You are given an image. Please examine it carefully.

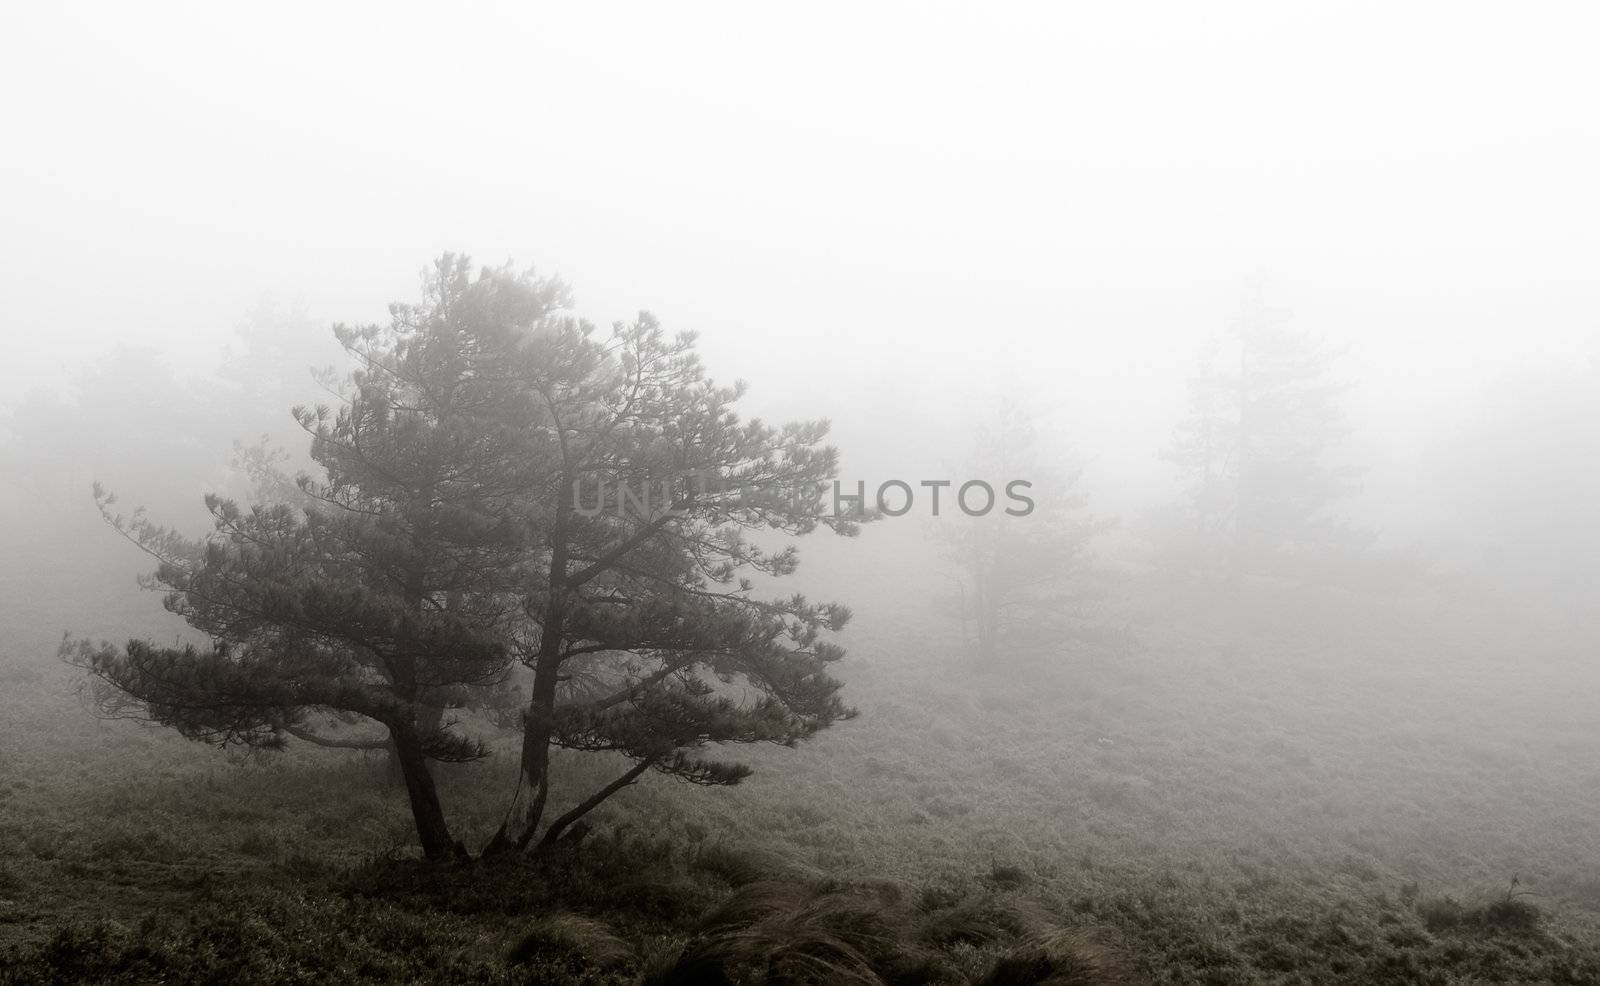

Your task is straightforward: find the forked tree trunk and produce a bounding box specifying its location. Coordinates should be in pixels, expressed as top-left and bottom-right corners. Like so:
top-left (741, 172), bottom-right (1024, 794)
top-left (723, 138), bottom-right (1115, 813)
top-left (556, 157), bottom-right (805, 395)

top-left (483, 654), bottom-right (560, 856)
top-left (483, 483), bottom-right (578, 858)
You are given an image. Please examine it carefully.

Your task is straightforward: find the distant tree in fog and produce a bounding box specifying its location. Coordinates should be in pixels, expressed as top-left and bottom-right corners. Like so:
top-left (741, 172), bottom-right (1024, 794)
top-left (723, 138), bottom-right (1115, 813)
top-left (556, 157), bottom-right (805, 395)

top-left (1163, 301), bottom-right (1361, 583)
top-left (0, 303), bottom-right (332, 654)
top-left (69, 255), bottom-right (860, 862)
top-left (937, 402), bottom-right (1112, 664)
top-left (218, 298), bottom-right (341, 506)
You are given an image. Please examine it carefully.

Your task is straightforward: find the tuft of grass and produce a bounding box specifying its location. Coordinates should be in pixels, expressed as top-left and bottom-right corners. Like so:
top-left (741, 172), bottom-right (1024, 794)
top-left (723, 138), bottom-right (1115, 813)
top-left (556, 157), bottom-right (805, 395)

top-left (1479, 895), bottom-right (1542, 933)
top-left (276, 852), bottom-right (328, 880)
top-left (916, 876), bottom-right (971, 913)
top-left (689, 839), bottom-right (770, 887)
top-left (1415, 895), bottom-right (1465, 932)
top-left (647, 879), bottom-right (928, 986)
top-left (918, 897), bottom-right (1040, 948)
top-left (506, 911), bottom-right (633, 971)
top-left (1416, 878), bottom-right (1543, 936)
top-left (989, 864), bottom-right (1030, 888)
top-left (978, 927), bottom-right (1133, 985)
top-left (237, 830), bottom-right (278, 859)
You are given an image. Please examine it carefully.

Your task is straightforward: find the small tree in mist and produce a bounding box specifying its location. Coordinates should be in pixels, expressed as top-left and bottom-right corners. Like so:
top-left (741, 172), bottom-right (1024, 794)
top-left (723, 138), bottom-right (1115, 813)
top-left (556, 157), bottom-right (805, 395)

top-left (936, 402), bottom-right (1111, 665)
top-left (1162, 301), bottom-right (1361, 584)
top-left (70, 254), bottom-right (861, 861)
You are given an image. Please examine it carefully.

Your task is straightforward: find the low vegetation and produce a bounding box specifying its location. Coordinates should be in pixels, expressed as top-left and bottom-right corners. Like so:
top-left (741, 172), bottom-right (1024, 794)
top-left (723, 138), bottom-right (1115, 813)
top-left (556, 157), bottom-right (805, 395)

top-left (6, 574), bottom-right (1600, 983)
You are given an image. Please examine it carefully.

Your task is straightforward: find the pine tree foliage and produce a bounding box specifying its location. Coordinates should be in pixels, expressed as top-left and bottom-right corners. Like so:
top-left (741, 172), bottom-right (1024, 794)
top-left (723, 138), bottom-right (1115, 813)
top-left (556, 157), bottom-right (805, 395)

top-left (489, 304), bottom-right (862, 852)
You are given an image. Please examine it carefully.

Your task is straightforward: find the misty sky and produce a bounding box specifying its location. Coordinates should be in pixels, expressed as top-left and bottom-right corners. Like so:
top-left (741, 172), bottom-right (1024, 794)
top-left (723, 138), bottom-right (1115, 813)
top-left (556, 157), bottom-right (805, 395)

top-left (3, 2), bottom-right (1597, 511)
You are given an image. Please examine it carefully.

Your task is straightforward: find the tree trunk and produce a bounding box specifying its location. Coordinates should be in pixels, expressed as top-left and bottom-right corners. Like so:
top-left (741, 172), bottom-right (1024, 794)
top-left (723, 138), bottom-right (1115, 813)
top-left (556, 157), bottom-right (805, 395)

top-left (389, 726), bottom-right (462, 862)
top-left (483, 477), bottom-right (571, 858)
top-left (383, 697), bottom-right (448, 786)
top-left (383, 739), bottom-right (404, 787)
top-left (482, 652), bottom-right (561, 856)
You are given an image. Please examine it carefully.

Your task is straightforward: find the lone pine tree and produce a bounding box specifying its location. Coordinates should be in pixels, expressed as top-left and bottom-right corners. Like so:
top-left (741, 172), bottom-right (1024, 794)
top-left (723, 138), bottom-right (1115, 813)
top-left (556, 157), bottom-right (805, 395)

top-left (69, 255), bottom-right (860, 861)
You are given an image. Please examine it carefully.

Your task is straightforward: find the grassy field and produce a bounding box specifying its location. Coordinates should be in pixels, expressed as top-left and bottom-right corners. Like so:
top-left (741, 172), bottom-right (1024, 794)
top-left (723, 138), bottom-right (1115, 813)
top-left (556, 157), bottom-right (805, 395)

top-left (3, 574), bottom-right (1600, 984)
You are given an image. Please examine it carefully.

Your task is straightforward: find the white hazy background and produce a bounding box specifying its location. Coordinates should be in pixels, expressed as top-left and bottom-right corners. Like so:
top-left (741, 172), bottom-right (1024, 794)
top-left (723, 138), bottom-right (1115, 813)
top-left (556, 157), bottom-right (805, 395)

top-left (2, 2), bottom-right (1597, 521)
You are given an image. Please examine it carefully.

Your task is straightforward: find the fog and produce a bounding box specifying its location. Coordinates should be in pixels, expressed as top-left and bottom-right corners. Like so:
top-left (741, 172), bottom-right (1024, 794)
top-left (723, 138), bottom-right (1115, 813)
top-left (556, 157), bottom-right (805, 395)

top-left (2, 4), bottom-right (1599, 983)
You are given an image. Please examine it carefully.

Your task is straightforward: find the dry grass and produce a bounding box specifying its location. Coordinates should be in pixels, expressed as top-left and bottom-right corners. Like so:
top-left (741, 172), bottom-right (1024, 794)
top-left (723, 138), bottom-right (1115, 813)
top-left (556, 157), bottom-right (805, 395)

top-left (6, 575), bottom-right (1600, 982)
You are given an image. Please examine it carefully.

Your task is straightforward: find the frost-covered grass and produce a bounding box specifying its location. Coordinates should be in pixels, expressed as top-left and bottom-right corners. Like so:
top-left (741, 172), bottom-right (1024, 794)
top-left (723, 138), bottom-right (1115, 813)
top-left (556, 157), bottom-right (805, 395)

top-left (4, 576), bottom-right (1600, 983)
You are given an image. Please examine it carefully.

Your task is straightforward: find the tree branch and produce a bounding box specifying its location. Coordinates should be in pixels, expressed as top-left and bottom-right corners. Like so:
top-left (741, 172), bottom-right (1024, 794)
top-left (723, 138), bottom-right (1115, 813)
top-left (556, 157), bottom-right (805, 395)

top-left (564, 501), bottom-right (691, 589)
top-left (279, 722), bottom-right (390, 751)
top-left (531, 755), bottom-right (658, 852)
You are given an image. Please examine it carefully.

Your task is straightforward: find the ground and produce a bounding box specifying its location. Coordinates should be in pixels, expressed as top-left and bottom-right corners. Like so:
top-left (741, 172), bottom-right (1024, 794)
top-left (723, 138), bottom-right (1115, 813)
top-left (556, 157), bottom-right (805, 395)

top-left (2, 576), bottom-right (1599, 984)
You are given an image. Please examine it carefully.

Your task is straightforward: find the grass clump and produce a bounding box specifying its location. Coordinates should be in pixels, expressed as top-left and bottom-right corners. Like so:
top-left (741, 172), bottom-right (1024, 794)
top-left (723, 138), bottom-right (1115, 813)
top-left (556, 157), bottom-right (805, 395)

top-left (1416, 876), bottom-right (1543, 936)
top-left (506, 911), bottom-right (634, 973)
top-left (987, 864), bottom-right (1030, 889)
top-left (977, 928), bottom-right (1133, 986)
top-left (646, 880), bottom-right (904, 985)
top-left (643, 873), bottom-right (1128, 986)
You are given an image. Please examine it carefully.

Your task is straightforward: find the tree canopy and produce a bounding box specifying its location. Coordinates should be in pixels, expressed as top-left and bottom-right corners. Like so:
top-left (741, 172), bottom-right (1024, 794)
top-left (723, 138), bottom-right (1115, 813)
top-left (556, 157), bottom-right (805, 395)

top-left (70, 255), bottom-right (861, 861)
